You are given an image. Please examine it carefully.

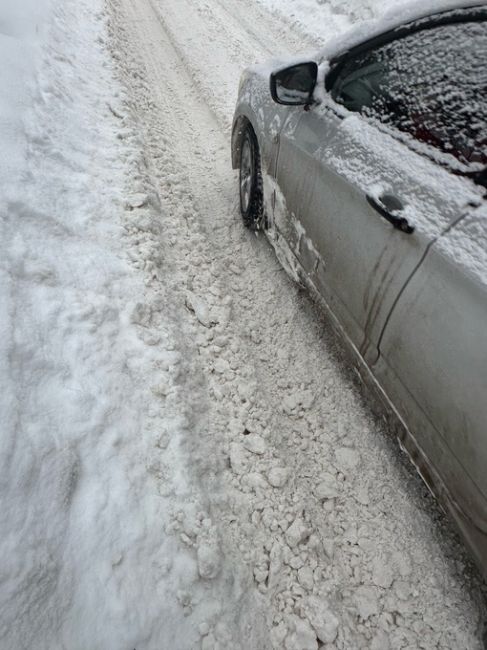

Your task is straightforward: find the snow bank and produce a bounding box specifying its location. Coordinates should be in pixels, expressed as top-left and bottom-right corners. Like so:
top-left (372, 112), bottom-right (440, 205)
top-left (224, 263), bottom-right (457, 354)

top-left (0, 1), bottom-right (210, 648)
top-left (0, 0), bottom-right (50, 189)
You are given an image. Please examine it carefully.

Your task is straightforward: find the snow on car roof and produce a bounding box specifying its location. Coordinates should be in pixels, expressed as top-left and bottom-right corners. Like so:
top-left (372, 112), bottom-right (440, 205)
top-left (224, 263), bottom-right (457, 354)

top-left (318, 0), bottom-right (487, 61)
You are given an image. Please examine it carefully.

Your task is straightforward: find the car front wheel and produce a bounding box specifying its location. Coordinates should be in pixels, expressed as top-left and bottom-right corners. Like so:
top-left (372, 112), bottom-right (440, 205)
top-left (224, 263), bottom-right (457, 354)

top-left (239, 126), bottom-right (265, 230)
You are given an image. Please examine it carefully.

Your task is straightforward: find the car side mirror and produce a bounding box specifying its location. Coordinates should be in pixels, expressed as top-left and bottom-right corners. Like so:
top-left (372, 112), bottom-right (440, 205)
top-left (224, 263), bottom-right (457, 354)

top-left (270, 62), bottom-right (318, 106)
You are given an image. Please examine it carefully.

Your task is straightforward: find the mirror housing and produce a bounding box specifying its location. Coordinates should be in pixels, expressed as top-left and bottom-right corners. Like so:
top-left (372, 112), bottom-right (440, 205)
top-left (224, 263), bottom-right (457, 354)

top-left (270, 62), bottom-right (318, 106)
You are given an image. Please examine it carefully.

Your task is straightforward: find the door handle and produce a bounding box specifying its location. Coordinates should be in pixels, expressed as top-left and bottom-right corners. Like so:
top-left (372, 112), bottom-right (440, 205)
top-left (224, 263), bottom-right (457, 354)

top-left (366, 193), bottom-right (414, 234)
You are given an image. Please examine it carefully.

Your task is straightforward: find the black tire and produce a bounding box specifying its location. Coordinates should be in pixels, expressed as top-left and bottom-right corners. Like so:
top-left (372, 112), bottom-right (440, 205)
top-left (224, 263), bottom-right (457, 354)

top-left (239, 126), bottom-right (265, 230)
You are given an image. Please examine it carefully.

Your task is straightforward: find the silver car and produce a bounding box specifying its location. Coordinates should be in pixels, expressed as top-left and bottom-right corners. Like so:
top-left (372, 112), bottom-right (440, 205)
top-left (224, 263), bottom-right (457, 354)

top-left (231, 2), bottom-right (487, 576)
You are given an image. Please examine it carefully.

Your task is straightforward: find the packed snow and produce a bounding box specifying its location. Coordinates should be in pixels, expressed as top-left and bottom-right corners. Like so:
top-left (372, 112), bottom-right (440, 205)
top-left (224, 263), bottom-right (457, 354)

top-left (1, 0), bottom-right (486, 648)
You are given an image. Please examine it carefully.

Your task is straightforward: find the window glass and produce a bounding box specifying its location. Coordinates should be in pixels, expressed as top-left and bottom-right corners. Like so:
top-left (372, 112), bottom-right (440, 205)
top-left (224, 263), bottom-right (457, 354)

top-left (331, 20), bottom-right (487, 170)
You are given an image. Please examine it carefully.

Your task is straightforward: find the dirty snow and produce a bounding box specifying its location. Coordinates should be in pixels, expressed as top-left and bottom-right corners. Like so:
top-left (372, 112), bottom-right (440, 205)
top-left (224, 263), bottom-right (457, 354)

top-left (1, 0), bottom-right (486, 648)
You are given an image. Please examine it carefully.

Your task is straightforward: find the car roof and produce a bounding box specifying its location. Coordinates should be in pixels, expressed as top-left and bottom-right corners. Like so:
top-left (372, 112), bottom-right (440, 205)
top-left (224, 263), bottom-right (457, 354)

top-left (318, 0), bottom-right (487, 62)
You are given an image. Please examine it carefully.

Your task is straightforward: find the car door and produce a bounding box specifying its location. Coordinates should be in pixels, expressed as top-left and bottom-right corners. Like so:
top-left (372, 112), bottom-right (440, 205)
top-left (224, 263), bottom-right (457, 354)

top-left (374, 203), bottom-right (487, 565)
top-left (273, 16), bottom-right (486, 364)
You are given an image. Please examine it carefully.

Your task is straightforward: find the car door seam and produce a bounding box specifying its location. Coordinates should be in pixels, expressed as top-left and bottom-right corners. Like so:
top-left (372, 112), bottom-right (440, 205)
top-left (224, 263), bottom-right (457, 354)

top-left (375, 211), bottom-right (469, 356)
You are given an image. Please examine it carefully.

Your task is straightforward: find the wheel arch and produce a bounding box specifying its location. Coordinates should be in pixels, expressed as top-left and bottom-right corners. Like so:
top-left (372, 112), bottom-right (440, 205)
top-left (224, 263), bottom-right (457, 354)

top-left (231, 114), bottom-right (258, 169)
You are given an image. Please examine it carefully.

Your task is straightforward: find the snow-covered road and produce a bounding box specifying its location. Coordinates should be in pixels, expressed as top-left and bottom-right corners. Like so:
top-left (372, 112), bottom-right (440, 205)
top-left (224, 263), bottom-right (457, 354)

top-left (106, 0), bottom-right (486, 646)
top-left (1, 0), bottom-right (486, 647)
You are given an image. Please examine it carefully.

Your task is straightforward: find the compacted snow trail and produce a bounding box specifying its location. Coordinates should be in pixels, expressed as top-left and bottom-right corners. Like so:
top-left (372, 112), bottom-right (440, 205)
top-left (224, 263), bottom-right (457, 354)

top-left (107, 0), bottom-right (486, 648)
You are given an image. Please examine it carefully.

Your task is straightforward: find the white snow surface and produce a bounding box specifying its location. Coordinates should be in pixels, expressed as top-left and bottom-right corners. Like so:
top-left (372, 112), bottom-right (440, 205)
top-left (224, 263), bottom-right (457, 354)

top-left (254, 0), bottom-right (404, 42)
top-left (1, 0), bottom-right (486, 649)
top-left (1, 1), bottom-right (222, 648)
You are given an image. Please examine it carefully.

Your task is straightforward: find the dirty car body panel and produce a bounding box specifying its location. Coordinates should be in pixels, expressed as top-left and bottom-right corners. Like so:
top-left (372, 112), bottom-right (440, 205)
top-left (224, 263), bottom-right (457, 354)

top-left (231, 2), bottom-right (487, 575)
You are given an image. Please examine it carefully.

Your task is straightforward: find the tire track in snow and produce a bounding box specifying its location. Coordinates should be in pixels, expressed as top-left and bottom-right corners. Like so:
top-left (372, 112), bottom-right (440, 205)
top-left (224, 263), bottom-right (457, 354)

top-left (147, 0), bottom-right (318, 131)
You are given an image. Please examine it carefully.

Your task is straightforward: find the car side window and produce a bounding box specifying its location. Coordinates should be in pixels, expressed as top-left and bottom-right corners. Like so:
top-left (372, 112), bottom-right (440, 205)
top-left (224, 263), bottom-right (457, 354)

top-left (330, 20), bottom-right (487, 171)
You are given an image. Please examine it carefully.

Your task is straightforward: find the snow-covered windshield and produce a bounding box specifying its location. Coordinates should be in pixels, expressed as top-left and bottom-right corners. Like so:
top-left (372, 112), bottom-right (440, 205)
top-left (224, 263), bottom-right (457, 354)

top-left (331, 18), bottom-right (487, 173)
